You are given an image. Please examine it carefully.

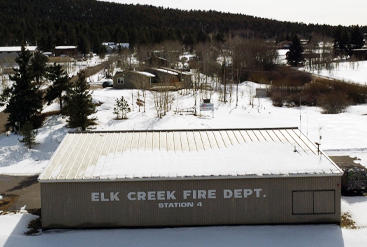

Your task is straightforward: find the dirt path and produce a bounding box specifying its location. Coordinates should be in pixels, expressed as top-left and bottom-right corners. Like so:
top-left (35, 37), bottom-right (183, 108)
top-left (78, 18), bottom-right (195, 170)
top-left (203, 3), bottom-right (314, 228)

top-left (0, 112), bottom-right (8, 134)
top-left (0, 175), bottom-right (40, 212)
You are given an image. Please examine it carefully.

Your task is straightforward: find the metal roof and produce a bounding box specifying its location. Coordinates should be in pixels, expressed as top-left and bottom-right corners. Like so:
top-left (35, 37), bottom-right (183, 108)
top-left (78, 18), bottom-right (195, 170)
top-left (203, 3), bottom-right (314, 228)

top-left (0, 46), bottom-right (37, 52)
top-left (39, 128), bottom-right (343, 183)
top-left (54, 46), bottom-right (77, 49)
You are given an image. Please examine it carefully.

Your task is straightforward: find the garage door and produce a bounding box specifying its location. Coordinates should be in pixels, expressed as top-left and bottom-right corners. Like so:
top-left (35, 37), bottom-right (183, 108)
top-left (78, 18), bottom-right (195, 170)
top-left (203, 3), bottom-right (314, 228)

top-left (292, 190), bottom-right (335, 215)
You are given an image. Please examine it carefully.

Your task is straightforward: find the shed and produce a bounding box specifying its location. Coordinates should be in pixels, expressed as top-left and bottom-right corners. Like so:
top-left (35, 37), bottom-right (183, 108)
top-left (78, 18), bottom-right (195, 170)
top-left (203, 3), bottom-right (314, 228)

top-left (54, 46), bottom-right (78, 57)
top-left (39, 127), bottom-right (342, 228)
top-left (351, 49), bottom-right (367, 60)
top-left (146, 56), bottom-right (169, 67)
top-left (113, 71), bottom-right (155, 89)
top-left (145, 67), bottom-right (180, 84)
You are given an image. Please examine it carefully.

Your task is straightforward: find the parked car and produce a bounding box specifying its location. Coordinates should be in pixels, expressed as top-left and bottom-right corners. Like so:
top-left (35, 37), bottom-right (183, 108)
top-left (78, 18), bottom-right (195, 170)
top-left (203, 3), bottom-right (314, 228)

top-left (102, 79), bottom-right (113, 88)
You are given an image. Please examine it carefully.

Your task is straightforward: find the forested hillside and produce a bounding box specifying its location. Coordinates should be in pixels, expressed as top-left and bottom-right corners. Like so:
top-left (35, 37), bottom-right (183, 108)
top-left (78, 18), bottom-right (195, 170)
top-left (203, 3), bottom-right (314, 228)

top-left (0, 0), bottom-right (365, 52)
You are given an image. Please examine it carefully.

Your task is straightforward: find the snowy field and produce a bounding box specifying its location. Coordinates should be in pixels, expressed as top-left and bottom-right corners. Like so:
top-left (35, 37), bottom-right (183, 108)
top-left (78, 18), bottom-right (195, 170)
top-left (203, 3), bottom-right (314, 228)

top-left (1, 80), bottom-right (367, 246)
top-left (1, 195), bottom-right (367, 247)
top-left (1, 81), bottom-right (367, 175)
top-left (302, 60), bottom-right (367, 85)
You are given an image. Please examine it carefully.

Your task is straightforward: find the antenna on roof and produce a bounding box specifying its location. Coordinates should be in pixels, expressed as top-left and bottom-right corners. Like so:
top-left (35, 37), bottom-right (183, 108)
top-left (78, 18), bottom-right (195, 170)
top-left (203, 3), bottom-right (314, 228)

top-left (315, 142), bottom-right (321, 155)
top-left (299, 94), bottom-right (302, 132)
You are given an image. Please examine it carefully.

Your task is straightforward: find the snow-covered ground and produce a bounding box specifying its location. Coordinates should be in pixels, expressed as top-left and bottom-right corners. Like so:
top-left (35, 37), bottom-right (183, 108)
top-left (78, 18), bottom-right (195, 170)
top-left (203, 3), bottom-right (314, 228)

top-left (1, 80), bottom-right (367, 246)
top-left (63, 54), bottom-right (108, 77)
top-left (302, 60), bottom-right (367, 85)
top-left (276, 49), bottom-right (288, 65)
top-left (1, 196), bottom-right (367, 247)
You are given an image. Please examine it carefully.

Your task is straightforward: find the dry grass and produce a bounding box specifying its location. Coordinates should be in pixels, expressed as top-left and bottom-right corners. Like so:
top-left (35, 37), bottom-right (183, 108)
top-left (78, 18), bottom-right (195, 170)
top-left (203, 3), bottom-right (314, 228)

top-left (341, 212), bottom-right (357, 229)
top-left (267, 67), bottom-right (367, 113)
top-left (248, 66), bottom-right (312, 87)
top-left (0, 112), bottom-right (9, 133)
top-left (0, 194), bottom-right (19, 212)
top-left (48, 56), bottom-right (73, 63)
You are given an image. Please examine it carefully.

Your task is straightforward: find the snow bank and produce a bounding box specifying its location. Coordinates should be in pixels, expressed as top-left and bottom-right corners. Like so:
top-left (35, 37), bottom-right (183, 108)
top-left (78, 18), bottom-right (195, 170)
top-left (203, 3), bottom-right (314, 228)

top-left (342, 196), bottom-right (367, 228)
top-left (0, 116), bottom-right (68, 175)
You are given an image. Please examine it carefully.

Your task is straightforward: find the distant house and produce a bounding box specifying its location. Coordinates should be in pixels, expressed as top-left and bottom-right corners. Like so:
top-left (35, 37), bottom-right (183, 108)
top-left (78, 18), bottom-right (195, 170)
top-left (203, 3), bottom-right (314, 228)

top-left (0, 46), bottom-right (37, 66)
top-left (54, 46), bottom-right (78, 57)
top-left (351, 49), bottom-right (367, 60)
top-left (113, 70), bottom-right (155, 89)
top-left (144, 67), bottom-right (193, 87)
top-left (146, 55), bottom-right (169, 67)
top-left (117, 43), bottom-right (130, 49)
top-left (102, 42), bottom-right (130, 53)
top-left (161, 67), bottom-right (193, 86)
top-left (145, 67), bottom-right (179, 84)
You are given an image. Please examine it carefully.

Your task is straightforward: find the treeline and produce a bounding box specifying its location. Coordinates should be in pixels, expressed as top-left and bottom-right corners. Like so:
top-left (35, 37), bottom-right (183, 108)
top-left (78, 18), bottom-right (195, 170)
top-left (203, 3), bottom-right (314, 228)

top-left (0, 0), bottom-right (364, 53)
top-left (334, 25), bottom-right (365, 54)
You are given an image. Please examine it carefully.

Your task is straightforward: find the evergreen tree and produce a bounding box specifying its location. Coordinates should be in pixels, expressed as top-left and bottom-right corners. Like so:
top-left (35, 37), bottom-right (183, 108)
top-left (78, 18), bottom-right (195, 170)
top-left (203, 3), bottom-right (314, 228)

top-left (113, 96), bottom-right (131, 119)
top-left (31, 51), bottom-right (48, 85)
top-left (64, 71), bottom-right (96, 131)
top-left (5, 46), bottom-right (44, 132)
top-left (45, 63), bottom-right (70, 112)
top-left (20, 121), bottom-right (37, 149)
top-left (78, 35), bottom-right (90, 56)
top-left (286, 35), bottom-right (304, 66)
top-left (350, 26), bottom-right (364, 49)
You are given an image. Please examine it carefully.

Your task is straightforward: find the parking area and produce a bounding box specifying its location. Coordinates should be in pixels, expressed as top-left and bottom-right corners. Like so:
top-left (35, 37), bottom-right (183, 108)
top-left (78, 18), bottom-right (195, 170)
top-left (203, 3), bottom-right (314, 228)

top-left (0, 175), bottom-right (40, 212)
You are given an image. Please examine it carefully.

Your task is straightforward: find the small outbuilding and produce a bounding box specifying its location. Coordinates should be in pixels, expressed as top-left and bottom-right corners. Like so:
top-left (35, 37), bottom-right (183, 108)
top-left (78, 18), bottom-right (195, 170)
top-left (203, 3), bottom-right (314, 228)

top-left (113, 70), bottom-right (155, 89)
top-left (145, 67), bottom-right (180, 84)
top-left (54, 46), bottom-right (78, 57)
top-left (146, 55), bottom-right (169, 67)
top-left (39, 127), bottom-right (342, 228)
top-left (351, 49), bottom-right (367, 60)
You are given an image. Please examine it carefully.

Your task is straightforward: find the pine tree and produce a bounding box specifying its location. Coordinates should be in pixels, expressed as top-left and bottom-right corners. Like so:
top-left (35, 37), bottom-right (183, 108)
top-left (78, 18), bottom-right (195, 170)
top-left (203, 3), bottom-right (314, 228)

top-left (286, 35), bottom-right (304, 66)
top-left (113, 96), bottom-right (131, 119)
top-left (31, 51), bottom-right (48, 86)
top-left (64, 71), bottom-right (96, 131)
top-left (20, 121), bottom-right (37, 149)
top-left (78, 35), bottom-right (90, 56)
top-left (350, 26), bottom-right (364, 49)
top-left (45, 63), bottom-right (70, 112)
top-left (5, 46), bottom-right (44, 132)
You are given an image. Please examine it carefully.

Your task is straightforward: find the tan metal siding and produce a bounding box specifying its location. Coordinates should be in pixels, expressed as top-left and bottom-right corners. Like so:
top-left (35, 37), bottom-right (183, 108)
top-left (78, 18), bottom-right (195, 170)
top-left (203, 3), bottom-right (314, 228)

top-left (41, 176), bottom-right (341, 228)
top-left (314, 191), bottom-right (335, 214)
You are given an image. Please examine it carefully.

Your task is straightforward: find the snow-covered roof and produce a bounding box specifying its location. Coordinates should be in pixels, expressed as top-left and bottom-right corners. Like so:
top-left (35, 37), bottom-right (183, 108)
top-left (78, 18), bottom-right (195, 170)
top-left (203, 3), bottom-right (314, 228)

top-left (0, 46), bottom-right (37, 52)
top-left (153, 68), bottom-right (179, 75)
top-left (54, 46), bottom-right (77, 50)
top-left (39, 128), bottom-right (342, 182)
top-left (133, 71), bottom-right (156, 77)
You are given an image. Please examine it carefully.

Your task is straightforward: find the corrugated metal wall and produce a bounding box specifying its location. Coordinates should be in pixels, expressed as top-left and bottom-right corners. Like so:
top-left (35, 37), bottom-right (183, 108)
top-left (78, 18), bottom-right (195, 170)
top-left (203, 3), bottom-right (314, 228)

top-left (41, 176), bottom-right (341, 228)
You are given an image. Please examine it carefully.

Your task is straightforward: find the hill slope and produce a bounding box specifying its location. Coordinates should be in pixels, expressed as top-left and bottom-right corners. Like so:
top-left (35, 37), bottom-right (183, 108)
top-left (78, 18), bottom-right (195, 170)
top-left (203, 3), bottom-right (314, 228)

top-left (0, 0), bottom-right (363, 51)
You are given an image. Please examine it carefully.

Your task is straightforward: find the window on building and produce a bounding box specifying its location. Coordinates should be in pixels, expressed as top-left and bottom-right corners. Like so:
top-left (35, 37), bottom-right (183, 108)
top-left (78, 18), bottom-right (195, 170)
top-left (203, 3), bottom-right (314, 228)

top-left (117, 78), bottom-right (125, 84)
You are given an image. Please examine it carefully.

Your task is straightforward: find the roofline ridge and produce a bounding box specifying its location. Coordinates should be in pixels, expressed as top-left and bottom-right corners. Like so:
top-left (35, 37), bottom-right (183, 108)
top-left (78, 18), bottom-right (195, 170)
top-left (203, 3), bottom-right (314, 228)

top-left (69, 127), bottom-right (299, 134)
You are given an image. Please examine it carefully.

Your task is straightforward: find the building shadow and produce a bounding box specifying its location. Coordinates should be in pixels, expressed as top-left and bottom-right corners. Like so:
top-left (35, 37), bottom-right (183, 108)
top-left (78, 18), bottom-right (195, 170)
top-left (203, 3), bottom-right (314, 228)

top-left (4, 219), bottom-right (346, 247)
